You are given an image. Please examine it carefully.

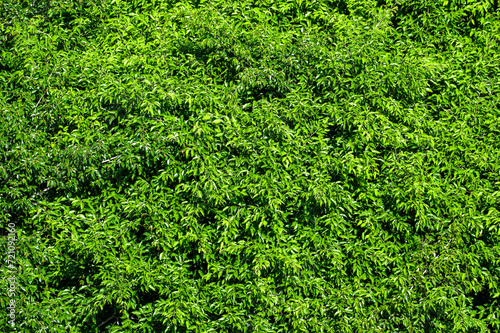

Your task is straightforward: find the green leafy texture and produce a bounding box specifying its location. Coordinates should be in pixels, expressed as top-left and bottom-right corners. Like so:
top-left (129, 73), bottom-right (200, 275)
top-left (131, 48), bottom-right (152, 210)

top-left (1, 0), bottom-right (499, 332)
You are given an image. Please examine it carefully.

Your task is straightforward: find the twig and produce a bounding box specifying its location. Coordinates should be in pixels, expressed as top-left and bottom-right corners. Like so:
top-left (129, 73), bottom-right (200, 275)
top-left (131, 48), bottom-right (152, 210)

top-left (34, 60), bottom-right (56, 111)
top-left (97, 315), bottom-right (117, 328)
top-left (102, 155), bottom-right (121, 164)
top-left (30, 187), bottom-right (52, 199)
top-left (34, 90), bottom-right (47, 109)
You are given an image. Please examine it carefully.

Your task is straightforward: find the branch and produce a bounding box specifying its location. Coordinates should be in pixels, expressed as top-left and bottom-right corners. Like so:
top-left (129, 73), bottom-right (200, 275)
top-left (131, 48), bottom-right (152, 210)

top-left (98, 315), bottom-right (117, 328)
top-left (102, 155), bottom-right (121, 164)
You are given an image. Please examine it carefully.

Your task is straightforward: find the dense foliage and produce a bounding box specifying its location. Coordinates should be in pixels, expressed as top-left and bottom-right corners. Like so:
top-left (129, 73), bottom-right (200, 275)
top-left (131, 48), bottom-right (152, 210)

top-left (1, 0), bottom-right (500, 331)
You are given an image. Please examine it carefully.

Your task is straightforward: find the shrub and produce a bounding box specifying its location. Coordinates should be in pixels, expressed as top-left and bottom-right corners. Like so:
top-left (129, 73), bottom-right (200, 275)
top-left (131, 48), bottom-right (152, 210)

top-left (1, 0), bottom-right (499, 332)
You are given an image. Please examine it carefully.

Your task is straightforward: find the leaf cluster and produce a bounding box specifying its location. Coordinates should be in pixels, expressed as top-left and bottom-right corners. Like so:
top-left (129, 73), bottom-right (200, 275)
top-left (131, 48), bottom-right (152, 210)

top-left (1, 0), bottom-right (499, 332)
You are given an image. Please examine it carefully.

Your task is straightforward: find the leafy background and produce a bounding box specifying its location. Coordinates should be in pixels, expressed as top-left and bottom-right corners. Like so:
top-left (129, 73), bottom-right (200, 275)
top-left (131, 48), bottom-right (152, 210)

top-left (1, 0), bottom-right (499, 332)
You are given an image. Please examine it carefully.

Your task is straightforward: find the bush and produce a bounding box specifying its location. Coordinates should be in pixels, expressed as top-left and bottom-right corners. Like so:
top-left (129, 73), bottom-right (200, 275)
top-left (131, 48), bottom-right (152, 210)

top-left (1, 0), bottom-right (499, 332)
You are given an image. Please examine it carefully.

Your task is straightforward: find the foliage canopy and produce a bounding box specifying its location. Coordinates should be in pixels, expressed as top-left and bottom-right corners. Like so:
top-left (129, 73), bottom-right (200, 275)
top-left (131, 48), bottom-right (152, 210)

top-left (1, 0), bottom-right (500, 332)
